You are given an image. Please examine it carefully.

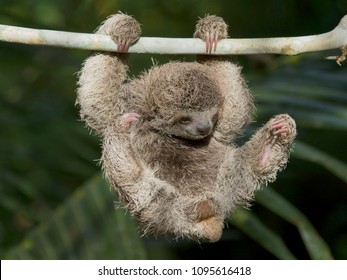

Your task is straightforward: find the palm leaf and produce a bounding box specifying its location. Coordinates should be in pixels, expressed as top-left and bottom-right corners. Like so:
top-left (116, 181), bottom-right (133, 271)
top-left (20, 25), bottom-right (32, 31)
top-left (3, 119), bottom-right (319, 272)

top-left (4, 174), bottom-right (147, 260)
top-left (293, 141), bottom-right (347, 184)
top-left (252, 57), bottom-right (347, 131)
top-left (229, 208), bottom-right (296, 259)
top-left (256, 188), bottom-right (333, 260)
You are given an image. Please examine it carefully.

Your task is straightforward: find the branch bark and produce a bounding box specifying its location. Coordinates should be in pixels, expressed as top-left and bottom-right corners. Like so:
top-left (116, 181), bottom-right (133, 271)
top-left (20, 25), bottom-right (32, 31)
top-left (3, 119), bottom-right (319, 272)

top-left (0, 15), bottom-right (346, 55)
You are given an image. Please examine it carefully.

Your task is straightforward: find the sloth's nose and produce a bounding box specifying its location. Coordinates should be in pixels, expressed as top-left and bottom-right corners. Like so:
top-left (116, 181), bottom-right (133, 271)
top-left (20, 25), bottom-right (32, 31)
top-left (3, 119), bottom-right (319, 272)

top-left (197, 124), bottom-right (212, 136)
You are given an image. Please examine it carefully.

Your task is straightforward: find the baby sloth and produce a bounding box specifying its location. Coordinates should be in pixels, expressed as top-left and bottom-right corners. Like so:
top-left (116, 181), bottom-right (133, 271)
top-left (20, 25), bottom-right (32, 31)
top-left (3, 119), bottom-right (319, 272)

top-left (76, 12), bottom-right (296, 242)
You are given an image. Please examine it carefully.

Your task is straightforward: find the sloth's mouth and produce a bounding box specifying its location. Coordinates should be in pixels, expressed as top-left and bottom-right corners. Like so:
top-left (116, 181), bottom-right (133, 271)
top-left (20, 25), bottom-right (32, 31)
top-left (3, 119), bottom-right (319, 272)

top-left (171, 133), bottom-right (212, 145)
top-left (173, 126), bottom-right (214, 141)
top-left (172, 131), bottom-right (212, 140)
top-left (153, 126), bottom-right (213, 145)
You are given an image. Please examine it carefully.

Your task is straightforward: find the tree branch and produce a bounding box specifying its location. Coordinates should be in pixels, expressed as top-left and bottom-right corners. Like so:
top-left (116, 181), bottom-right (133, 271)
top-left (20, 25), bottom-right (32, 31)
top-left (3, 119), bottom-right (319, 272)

top-left (0, 15), bottom-right (346, 56)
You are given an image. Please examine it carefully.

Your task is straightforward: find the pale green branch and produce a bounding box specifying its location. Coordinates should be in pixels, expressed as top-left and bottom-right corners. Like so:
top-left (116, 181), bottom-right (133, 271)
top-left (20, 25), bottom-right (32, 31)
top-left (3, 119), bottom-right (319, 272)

top-left (0, 15), bottom-right (346, 55)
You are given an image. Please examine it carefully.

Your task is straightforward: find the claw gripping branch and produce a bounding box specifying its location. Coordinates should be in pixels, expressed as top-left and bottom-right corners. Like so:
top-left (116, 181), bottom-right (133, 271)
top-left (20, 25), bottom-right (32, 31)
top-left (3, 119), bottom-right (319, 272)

top-left (0, 15), bottom-right (346, 57)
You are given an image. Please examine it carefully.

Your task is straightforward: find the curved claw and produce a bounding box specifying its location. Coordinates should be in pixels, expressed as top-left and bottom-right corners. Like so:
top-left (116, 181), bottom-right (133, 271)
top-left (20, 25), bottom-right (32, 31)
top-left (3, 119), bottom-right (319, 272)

top-left (117, 39), bottom-right (132, 53)
top-left (124, 41), bottom-right (131, 52)
top-left (205, 32), bottom-right (219, 54)
top-left (213, 33), bottom-right (218, 52)
top-left (272, 119), bottom-right (284, 127)
top-left (274, 128), bottom-right (288, 135)
top-left (272, 119), bottom-right (288, 136)
top-left (205, 32), bottom-right (210, 53)
top-left (117, 43), bottom-right (123, 53)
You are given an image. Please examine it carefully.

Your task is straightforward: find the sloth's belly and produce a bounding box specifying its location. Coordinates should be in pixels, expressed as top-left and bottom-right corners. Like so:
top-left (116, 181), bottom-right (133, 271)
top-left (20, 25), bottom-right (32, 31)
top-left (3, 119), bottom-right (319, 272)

top-left (140, 138), bottom-right (228, 194)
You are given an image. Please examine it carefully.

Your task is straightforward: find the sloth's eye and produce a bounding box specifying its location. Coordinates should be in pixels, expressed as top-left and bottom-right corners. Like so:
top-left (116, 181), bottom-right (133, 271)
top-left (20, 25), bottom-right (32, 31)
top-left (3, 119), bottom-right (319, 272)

top-left (212, 113), bottom-right (219, 123)
top-left (178, 116), bottom-right (192, 124)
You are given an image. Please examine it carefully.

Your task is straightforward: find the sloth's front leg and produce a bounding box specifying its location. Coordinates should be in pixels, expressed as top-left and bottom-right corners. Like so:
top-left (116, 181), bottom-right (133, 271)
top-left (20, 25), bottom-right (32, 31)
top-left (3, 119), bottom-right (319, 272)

top-left (76, 12), bottom-right (141, 134)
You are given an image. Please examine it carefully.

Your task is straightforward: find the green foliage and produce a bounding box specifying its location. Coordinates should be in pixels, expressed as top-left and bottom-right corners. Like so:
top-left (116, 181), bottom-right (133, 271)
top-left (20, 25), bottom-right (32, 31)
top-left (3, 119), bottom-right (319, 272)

top-left (0, 0), bottom-right (346, 260)
top-left (229, 208), bottom-right (297, 260)
top-left (257, 187), bottom-right (333, 259)
top-left (4, 175), bottom-right (147, 259)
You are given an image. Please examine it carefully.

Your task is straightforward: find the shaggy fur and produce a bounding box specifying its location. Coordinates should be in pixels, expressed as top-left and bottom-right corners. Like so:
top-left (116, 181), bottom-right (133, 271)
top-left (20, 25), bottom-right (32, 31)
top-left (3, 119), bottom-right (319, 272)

top-left (76, 13), bottom-right (297, 242)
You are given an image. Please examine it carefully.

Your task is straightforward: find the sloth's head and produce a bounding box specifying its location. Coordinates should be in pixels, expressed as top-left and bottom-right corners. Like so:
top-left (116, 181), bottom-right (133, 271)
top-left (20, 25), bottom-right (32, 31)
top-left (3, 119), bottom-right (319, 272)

top-left (139, 62), bottom-right (223, 140)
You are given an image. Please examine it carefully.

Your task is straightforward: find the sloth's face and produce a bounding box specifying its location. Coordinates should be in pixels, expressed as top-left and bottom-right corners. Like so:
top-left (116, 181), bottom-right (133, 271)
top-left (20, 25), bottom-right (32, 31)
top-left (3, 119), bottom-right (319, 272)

top-left (168, 107), bottom-right (220, 141)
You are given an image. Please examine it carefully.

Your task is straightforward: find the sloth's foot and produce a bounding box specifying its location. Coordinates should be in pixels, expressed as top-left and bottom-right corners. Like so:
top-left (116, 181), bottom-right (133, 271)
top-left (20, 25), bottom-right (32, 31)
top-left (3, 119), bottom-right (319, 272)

top-left (260, 114), bottom-right (296, 168)
top-left (194, 15), bottom-right (228, 54)
top-left (195, 200), bottom-right (223, 242)
top-left (96, 12), bottom-right (141, 53)
top-left (197, 216), bottom-right (223, 242)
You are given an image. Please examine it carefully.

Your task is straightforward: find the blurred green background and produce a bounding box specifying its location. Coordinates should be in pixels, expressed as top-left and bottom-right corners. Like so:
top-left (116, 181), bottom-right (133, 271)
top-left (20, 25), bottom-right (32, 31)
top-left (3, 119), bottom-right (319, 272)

top-left (0, 0), bottom-right (346, 260)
